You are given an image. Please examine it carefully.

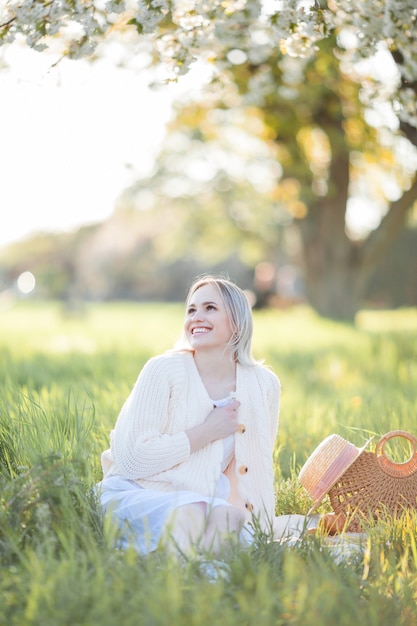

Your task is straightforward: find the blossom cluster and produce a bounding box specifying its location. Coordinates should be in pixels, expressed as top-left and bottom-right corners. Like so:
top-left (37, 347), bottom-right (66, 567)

top-left (0, 0), bottom-right (260, 64)
top-left (0, 0), bottom-right (107, 55)
top-left (327, 0), bottom-right (417, 77)
top-left (267, 0), bottom-right (332, 59)
top-left (0, 0), bottom-right (415, 71)
top-left (326, 0), bottom-right (417, 129)
top-left (0, 0), bottom-right (416, 127)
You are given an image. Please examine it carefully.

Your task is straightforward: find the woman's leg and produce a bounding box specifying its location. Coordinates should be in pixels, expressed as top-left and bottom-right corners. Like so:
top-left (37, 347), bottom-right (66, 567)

top-left (202, 505), bottom-right (245, 554)
top-left (164, 502), bottom-right (206, 556)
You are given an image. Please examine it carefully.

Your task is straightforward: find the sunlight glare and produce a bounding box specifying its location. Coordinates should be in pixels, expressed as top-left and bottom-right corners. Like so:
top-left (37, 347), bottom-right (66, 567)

top-left (345, 198), bottom-right (386, 239)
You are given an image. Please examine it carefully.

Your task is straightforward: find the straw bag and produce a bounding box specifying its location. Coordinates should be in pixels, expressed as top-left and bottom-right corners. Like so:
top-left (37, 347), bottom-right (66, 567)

top-left (328, 430), bottom-right (417, 532)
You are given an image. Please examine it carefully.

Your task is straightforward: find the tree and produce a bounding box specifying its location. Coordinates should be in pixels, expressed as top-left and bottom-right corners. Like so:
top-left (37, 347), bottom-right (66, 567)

top-left (120, 30), bottom-right (417, 318)
top-left (2, 0), bottom-right (417, 318)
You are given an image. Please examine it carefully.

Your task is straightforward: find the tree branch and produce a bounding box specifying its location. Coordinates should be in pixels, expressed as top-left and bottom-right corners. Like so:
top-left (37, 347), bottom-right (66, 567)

top-left (361, 175), bottom-right (417, 274)
top-left (390, 49), bottom-right (417, 148)
top-left (0, 17), bottom-right (16, 30)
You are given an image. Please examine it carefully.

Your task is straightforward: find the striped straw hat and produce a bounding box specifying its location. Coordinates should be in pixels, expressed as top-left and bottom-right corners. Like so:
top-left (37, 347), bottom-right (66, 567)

top-left (299, 434), bottom-right (372, 512)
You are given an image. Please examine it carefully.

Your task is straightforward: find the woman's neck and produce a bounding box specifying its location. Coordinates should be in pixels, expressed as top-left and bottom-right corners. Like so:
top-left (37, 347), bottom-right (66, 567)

top-left (193, 351), bottom-right (236, 400)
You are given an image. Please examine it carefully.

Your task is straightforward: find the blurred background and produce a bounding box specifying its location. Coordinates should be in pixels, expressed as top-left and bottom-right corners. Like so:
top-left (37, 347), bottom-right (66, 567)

top-left (1, 4), bottom-right (416, 323)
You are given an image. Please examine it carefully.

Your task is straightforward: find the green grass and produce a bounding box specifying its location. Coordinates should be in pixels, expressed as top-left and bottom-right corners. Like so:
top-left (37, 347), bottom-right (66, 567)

top-left (0, 300), bottom-right (417, 625)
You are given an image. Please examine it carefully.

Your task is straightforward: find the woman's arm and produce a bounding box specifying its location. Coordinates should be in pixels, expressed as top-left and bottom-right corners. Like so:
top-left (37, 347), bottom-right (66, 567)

top-left (111, 355), bottom-right (192, 479)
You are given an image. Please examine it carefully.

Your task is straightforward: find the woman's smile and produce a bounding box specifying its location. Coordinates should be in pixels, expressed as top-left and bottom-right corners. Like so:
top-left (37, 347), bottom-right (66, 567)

top-left (191, 326), bottom-right (212, 335)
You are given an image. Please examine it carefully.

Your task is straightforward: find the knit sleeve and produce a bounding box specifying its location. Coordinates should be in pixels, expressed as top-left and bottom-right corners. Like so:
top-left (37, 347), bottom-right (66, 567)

top-left (257, 366), bottom-right (280, 444)
top-left (267, 372), bottom-right (280, 443)
top-left (110, 354), bottom-right (191, 480)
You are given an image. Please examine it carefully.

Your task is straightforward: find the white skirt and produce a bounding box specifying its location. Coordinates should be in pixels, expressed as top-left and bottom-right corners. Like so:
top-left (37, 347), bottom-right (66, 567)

top-left (98, 477), bottom-right (331, 556)
top-left (98, 475), bottom-right (250, 554)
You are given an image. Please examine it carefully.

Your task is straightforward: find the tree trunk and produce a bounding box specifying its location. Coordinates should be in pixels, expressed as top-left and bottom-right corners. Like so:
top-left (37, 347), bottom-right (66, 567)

top-left (295, 125), bottom-right (363, 320)
top-left (293, 74), bottom-right (417, 322)
top-left (297, 204), bottom-right (361, 321)
top-left (295, 176), bottom-right (417, 321)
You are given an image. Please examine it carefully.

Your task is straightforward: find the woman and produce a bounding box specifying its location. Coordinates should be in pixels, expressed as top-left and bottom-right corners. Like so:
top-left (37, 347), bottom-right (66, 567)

top-left (99, 274), bottom-right (308, 556)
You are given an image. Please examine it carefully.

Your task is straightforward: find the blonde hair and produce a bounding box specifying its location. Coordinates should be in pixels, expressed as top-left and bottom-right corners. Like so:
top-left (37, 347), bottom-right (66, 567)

top-left (175, 274), bottom-right (257, 366)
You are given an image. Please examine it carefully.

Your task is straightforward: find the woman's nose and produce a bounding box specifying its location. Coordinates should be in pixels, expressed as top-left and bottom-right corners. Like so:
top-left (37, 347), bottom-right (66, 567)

top-left (192, 308), bottom-right (204, 320)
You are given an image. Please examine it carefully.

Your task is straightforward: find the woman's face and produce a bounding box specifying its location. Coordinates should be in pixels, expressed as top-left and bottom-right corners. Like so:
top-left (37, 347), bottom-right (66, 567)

top-left (184, 283), bottom-right (234, 353)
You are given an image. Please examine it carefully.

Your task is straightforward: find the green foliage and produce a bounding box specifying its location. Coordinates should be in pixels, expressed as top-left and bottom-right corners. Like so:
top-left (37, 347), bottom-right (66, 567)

top-left (0, 301), bottom-right (416, 624)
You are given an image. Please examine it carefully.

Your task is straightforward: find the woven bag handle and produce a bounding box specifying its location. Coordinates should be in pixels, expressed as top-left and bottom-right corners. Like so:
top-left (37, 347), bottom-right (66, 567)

top-left (375, 430), bottom-right (417, 478)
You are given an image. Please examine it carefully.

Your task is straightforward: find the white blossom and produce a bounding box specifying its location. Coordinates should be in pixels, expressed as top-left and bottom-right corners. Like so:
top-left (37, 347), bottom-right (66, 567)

top-left (105, 0), bottom-right (127, 14)
top-left (0, 0), bottom-right (416, 131)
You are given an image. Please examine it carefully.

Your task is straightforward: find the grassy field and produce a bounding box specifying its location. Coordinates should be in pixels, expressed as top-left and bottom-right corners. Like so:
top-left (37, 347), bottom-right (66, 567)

top-left (0, 300), bottom-right (417, 625)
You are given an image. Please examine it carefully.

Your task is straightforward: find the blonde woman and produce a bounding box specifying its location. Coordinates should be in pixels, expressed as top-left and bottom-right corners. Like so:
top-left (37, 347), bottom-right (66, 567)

top-left (99, 275), bottom-right (308, 556)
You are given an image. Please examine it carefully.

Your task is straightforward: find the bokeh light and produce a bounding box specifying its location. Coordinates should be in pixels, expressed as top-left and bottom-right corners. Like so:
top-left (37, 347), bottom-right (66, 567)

top-left (17, 271), bottom-right (36, 294)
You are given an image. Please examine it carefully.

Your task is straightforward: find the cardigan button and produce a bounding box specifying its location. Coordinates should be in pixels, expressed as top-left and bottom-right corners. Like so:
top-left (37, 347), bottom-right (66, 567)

top-left (239, 465), bottom-right (248, 474)
top-left (238, 424), bottom-right (246, 434)
top-left (245, 502), bottom-right (254, 512)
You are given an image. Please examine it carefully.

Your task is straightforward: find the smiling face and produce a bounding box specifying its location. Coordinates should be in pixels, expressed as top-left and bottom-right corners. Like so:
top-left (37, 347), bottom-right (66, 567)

top-left (184, 283), bottom-right (234, 354)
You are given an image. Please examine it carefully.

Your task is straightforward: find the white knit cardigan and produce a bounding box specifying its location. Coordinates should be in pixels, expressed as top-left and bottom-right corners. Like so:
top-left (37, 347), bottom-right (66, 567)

top-left (101, 351), bottom-right (280, 530)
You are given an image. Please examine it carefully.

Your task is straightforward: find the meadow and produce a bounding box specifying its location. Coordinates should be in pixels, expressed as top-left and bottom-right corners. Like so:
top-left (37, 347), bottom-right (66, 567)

top-left (0, 300), bottom-right (417, 625)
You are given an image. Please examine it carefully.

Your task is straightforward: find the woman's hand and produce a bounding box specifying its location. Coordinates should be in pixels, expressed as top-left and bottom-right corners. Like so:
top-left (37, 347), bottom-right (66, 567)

top-left (185, 400), bottom-right (241, 453)
top-left (204, 400), bottom-right (241, 439)
top-left (318, 513), bottom-right (348, 535)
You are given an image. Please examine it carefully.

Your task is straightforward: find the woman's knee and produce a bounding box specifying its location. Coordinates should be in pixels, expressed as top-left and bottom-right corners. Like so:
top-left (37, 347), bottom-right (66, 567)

top-left (170, 503), bottom-right (206, 530)
top-left (164, 503), bottom-right (207, 554)
top-left (207, 505), bottom-right (245, 533)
